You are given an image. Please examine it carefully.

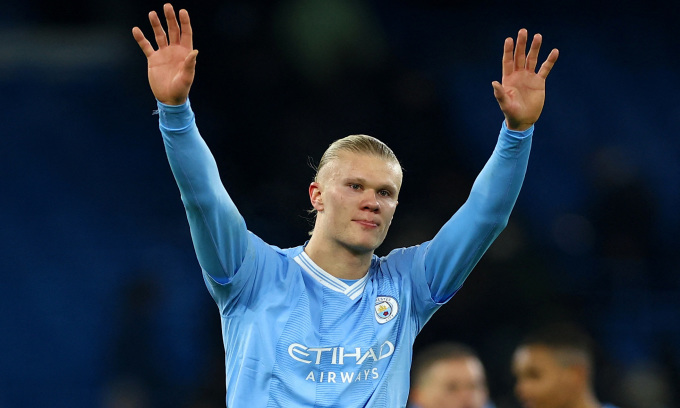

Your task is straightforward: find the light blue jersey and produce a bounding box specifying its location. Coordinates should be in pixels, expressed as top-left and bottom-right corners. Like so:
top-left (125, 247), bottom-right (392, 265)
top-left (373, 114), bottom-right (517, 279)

top-left (157, 100), bottom-right (532, 407)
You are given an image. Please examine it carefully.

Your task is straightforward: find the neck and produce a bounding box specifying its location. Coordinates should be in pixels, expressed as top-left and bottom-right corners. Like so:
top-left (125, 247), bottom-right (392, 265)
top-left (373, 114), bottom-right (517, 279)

top-left (304, 236), bottom-right (374, 280)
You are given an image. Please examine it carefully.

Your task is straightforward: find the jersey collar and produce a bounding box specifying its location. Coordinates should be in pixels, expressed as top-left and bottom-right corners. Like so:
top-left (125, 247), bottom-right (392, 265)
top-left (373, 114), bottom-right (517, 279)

top-left (293, 251), bottom-right (369, 300)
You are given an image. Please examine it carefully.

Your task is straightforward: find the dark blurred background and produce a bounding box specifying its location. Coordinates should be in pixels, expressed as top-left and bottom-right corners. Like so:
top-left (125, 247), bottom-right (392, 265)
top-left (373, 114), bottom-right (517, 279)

top-left (1, 0), bottom-right (679, 407)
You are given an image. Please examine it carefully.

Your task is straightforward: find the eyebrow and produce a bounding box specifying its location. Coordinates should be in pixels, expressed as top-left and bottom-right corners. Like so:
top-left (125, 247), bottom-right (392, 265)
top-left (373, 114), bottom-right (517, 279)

top-left (344, 177), bottom-right (398, 193)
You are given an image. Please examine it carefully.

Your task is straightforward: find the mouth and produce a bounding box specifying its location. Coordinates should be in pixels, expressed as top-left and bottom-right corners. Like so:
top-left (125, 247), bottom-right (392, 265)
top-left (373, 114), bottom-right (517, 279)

top-left (353, 219), bottom-right (379, 228)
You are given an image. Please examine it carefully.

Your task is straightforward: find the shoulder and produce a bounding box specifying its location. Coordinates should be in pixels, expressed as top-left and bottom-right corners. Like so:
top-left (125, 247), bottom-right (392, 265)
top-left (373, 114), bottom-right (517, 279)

top-left (247, 233), bottom-right (302, 254)
top-left (228, 234), bottom-right (306, 290)
top-left (278, 242), bottom-right (306, 258)
top-left (374, 242), bottom-right (430, 278)
top-left (380, 242), bottom-right (430, 265)
top-left (244, 232), bottom-right (305, 269)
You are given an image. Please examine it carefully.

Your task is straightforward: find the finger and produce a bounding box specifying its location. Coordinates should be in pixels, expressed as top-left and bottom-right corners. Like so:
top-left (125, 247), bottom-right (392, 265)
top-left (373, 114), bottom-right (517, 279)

top-left (501, 37), bottom-right (514, 79)
top-left (492, 81), bottom-right (507, 105)
top-left (179, 9), bottom-right (193, 49)
top-left (526, 33), bottom-right (542, 72)
top-left (149, 10), bottom-right (168, 49)
top-left (164, 3), bottom-right (181, 45)
top-left (514, 28), bottom-right (528, 70)
top-left (132, 27), bottom-right (155, 58)
top-left (537, 48), bottom-right (559, 79)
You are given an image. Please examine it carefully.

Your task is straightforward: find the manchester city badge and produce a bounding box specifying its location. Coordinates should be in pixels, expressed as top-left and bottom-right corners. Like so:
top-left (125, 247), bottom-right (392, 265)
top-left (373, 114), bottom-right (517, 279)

top-left (374, 296), bottom-right (399, 324)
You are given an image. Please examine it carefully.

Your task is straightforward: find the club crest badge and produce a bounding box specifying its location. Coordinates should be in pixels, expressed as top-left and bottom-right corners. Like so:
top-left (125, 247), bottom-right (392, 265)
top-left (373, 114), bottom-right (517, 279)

top-left (374, 296), bottom-right (399, 324)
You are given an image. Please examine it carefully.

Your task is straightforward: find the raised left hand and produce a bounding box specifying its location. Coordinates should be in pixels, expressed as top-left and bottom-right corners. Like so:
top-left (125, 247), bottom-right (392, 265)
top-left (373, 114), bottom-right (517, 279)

top-left (492, 29), bottom-right (559, 131)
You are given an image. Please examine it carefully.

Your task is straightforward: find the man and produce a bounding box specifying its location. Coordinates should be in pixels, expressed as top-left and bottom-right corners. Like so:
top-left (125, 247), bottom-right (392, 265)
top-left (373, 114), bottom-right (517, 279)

top-left (409, 342), bottom-right (492, 408)
top-left (512, 324), bottom-right (620, 408)
top-left (132, 4), bottom-right (558, 407)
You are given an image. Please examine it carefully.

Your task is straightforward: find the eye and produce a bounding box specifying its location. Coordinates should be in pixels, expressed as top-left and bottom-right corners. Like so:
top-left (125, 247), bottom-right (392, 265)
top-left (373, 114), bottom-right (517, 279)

top-left (378, 189), bottom-right (391, 197)
top-left (348, 183), bottom-right (362, 190)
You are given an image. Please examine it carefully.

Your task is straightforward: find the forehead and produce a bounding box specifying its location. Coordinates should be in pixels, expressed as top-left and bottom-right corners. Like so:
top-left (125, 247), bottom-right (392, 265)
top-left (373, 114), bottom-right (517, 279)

top-left (321, 150), bottom-right (402, 185)
top-left (513, 345), bottom-right (563, 372)
top-left (429, 357), bottom-right (485, 381)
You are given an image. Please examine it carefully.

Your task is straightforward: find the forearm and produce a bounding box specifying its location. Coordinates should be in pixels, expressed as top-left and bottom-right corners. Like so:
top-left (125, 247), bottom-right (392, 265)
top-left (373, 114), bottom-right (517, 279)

top-left (158, 100), bottom-right (248, 282)
top-left (465, 121), bottom-right (532, 222)
top-left (425, 122), bottom-right (532, 300)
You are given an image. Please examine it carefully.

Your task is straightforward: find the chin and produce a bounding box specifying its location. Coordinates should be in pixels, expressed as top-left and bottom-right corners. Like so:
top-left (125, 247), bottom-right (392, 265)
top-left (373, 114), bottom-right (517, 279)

top-left (346, 239), bottom-right (382, 255)
top-left (341, 231), bottom-right (387, 255)
top-left (347, 244), bottom-right (376, 255)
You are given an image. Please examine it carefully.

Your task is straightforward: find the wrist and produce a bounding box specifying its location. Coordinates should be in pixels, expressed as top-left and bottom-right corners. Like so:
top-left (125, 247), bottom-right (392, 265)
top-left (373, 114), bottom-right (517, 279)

top-left (505, 118), bottom-right (533, 131)
top-left (157, 96), bottom-right (188, 106)
top-left (157, 98), bottom-right (194, 130)
top-left (502, 120), bottom-right (533, 138)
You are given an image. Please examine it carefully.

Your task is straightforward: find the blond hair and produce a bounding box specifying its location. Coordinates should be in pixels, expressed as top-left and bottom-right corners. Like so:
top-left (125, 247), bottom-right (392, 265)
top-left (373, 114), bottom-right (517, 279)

top-left (313, 134), bottom-right (401, 182)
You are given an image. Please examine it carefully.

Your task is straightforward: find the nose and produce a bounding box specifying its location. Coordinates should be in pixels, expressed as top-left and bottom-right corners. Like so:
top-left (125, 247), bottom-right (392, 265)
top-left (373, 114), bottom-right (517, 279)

top-left (362, 190), bottom-right (380, 212)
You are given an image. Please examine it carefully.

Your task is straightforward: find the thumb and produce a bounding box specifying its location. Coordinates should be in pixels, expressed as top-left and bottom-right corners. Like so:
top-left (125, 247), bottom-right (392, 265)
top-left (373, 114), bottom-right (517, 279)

top-left (183, 49), bottom-right (198, 73)
top-left (492, 81), bottom-right (506, 104)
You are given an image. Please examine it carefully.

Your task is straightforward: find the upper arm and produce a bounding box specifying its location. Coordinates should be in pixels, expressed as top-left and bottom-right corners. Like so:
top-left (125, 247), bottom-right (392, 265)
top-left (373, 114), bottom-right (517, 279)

top-left (423, 125), bottom-right (532, 301)
top-left (159, 102), bottom-right (249, 282)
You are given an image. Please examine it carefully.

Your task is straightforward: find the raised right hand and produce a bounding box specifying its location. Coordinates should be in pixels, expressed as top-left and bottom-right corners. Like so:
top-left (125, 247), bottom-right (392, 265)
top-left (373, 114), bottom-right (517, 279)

top-left (132, 3), bottom-right (197, 105)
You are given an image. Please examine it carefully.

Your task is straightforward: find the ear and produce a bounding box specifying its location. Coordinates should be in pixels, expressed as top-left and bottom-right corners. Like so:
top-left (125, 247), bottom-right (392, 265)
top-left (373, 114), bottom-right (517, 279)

top-left (309, 181), bottom-right (324, 211)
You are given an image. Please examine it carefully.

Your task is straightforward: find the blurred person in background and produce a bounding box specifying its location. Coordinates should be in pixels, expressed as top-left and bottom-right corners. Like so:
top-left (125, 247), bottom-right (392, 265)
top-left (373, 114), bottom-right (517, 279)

top-left (512, 323), bottom-right (620, 408)
top-left (409, 342), bottom-right (494, 408)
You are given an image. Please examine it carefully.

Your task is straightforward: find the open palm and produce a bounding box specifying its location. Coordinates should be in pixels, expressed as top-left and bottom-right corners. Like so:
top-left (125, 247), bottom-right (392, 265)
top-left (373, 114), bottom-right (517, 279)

top-left (132, 4), bottom-right (198, 105)
top-left (492, 29), bottom-right (559, 131)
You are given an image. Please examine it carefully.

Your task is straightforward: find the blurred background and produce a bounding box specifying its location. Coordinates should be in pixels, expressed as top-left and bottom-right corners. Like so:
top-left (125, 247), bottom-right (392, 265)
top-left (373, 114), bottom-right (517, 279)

top-left (1, 0), bottom-right (679, 407)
